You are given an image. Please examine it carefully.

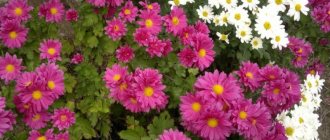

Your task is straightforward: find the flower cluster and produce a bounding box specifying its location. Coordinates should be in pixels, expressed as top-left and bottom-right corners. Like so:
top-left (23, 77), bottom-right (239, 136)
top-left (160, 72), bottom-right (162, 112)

top-left (198, 0), bottom-right (309, 50)
top-left (288, 37), bottom-right (313, 68)
top-left (310, 0), bottom-right (330, 32)
top-left (180, 61), bottom-right (302, 139)
top-left (277, 73), bottom-right (324, 140)
top-left (157, 129), bottom-right (191, 140)
top-left (0, 97), bottom-right (16, 137)
top-left (103, 64), bottom-right (168, 113)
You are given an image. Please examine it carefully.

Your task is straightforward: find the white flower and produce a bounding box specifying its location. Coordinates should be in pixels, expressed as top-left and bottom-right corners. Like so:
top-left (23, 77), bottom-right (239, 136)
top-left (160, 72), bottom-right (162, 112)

top-left (255, 13), bottom-right (283, 39)
top-left (218, 11), bottom-right (229, 26)
top-left (282, 116), bottom-right (301, 140)
top-left (300, 88), bottom-right (318, 110)
top-left (270, 29), bottom-right (289, 50)
top-left (304, 74), bottom-right (324, 94)
top-left (168, 0), bottom-right (185, 8)
top-left (287, 0), bottom-right (309, 21)
top-left (197, 5), bottom-right (214, 23)
top-left (219, 0), bottom-right (238, 11)
top-left (313, 74), bottom-right (325, 93)
top-left (250, 37), bottom-right (263, 49)
top-left (216, 32), bottom-right (229, 44)
top-left (209, 0), bottom-right (221, 9)
top-left (276, 110), bottom-right (289, 123)
top-left (236, 26), bottom-right (252, 43)
top-left (268, 0), bottom-right (288, 12)
top-left (213, 15), bottom-right (221, 26)
top-left (241, 0), bottom-right (260, 11)
top-left (228, 6), bottom-right (250, 27)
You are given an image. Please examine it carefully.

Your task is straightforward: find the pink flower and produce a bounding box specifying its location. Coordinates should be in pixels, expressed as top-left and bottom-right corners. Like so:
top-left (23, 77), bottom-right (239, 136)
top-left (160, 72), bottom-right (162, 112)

top-left (51, 108), bottom-right (75, 130)
top-left (116, 45), bottom-right (135, 63)
top-left (292, 56), bottom-right (308, 68)
top-left (71, 53), bottom-right (84, 64)
top-left (109, 75), bottom-right (134, 102)
top-left (108, 0), bottom-right (123, 7)
top-left (4, 0), bottom-right (33, 22)
top-left (15, 72), bottom-right (37, 93)
top-left (194, 70), bottom-right (243, 103)
top-left (265, 122), bottom-right (287, 140)
top-left (236, 61), bottom-right (261, 91)
top-left (104, 18), bottom-right (127, 41)
top-left (306, 59), bottom-right (325, 75)
top-left (162, 39), bottom-right (173, 56)
top-left (139, 1), bottom-right (161, 14)
top-left (178, 47), bottom-right (197, 68)
top-left (138, 10), bottom-right (162, 35)
top-left (191, 33), bottom-right (215, 70)
top-left (0, 97), bottom-right (5, 111)
top-left (104, 64), bottom-right (128, 88)
top-left (164, 7), bottom-right (187, 35)
top-left (122, 92), bottom-right (143, 113)
top-left (87, 0), bottom-right (106, 7)
top-left (0, 53), bottom-right (23, 83)
top-left (178, 25), bottom-right (195, 46)
top-left (28, 129), bottom-right (54, 140)
top-left (38, 0), bottom-right (65, 23)
top-left (55, 131), bottom-right (69, 140)
top-left (119, 1), bottom-right (138, 22)
top-left (65, 9), bottom-right (78, 22)
top-left (158, 129), bottom-right (191, 140)
top-left (259, 65), bottom-right (283, 82)
top-left (0, 110), bottom-right (16, 137)
top-left (195, 20), bottom-right (210, 34)
top-left (13, 95), bottom-right (33, 114)
top-left (180, 93), bottom-right (206, 122)
top-left (39, 39), bottom-right (62, 62)
top-left (133, 28), bottom-right (154, 47)
top-left (24, 111), bottom-right (50, 130)
top-left (0, 20), bottom-right (28, 48)
top-left (146, 38), bottom-right (166, 57)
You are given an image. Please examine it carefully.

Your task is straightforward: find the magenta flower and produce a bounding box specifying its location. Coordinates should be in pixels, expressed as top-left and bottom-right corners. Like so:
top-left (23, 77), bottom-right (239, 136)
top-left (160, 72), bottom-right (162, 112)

top-left (137, 10), bottom-right (162, 35)
top-left (71, 53), bottom-right (84, 64)
top-left (15, 72), bottom-right (37, 93)
top-left (161, 39), bottom-right (173, 57)
top-left (133, 28), bottom-right (154, 47)
top-left (0, 97), bottom-right (5, 111)
top-left (194, 20), bottom-right (210, 34)
top-left (0, 110), bottom-right (16, 137)
top-left (139, 1), bottom-right (161, 14)
top-left (104, 64), bottom-right (128, 88)
top-left (39, 39), bottom-right (62, 62)
top-left (191, 33), bottom-right (215, 70)
top-left (180, 93), bottom-right (206, 122)
top-left (55, 131), bottom-right (69, 140)
top-left (116, 45), bottom-right (135, 63)
top-left (28, 129), bottom-right (54, 140)
top-left (104, 18), bottom-right (127, 41)
top-left (265, 122), bottom-right (287, 140)
top-left (319, 38), bottom-right (329, 46)
top-left (51, 108), bottom-right (75, 130)
top-left (110, 75), bottom-right (133, 102)
top-left (306, 59), bottom-right (325, 75)
top-left (178, 47), bottom-right (197, 68)
top-left (38, 0), bottom-right (65, 23)
top-left (65, 9), bottom-right (78, 22)
top-left (119, 1), bottom-right (138, 22)
top-left (259, 65), bottom-right (284, 82)
top-left (0, 20), bottom-right (28, 48)
top-left (24, 111), bottom-right (50, 130)
top-left (158, 129), bottom-right (191, 140)
top-left (292, 56), bottom-right (308, 68)
top-left (146, 38), bottom-right (166, 57)
top-left (4, 0), bottom-right (33, 22)
top-left (179, 25), bottom-right (196, 46)
top-left (108, 0), bottom-right (123, 7)
top-left (86, 0), bottom-right (106, 7)
top-left (0, 53), bottom-right (23, 83)
top-left (236, 61), bottom-right (261, 91)
top-left (13, 95), bottom-right (33, 115)
top-left (164, 7), bottom-right (187, 35)
top-left (122, 93), bottom-right (143, 113)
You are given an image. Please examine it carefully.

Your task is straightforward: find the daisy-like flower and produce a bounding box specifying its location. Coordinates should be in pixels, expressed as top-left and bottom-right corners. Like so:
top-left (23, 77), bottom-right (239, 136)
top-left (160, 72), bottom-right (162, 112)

top-left (55, 132), bottom-right (69, 140)
top-left (194, 20), bottom-right (210, 34)
top-left (178, 47), bottom-right (197, 68)
top-left (259, 64), bottom-right (283, 82)
top-left (212, 15), bottom-right (221, 26)
top-left (265, 122), bottom-right (287, 140)
top-left (13, 95), bottom-right (33, 114)
top-left (304, 74), bottom-right (325, 94)
top-left (4, 0), bottom-right (33, 22)
top-left (138, 10), bottom-right (162, 35)
top-left (116, 45), bottom-right (135, 63)
top-left (24, 111), bottom-right (50, 130)
top-left (0, 20), bottom-right (28, 49)
top-left (218, 11), bottom-right (229, 26)
top-left (86, 0), bottom-right (106, 7)
top-left (270, 30), bottom-right (289, 50)
top-left (255, 13), bottom-right (283, 39)
top-left (236, 26), bottom-right (252, 43)
top-left (158, 129), bottom-right (191, 140)
top-left (104, 64), bottom-right (128, 88)
top-left (228, 6), bottom-right (250, 27)
top-left (281, 116), bottom-right (301, 140)
top-left (0, 53), bottom-right (23, 83)
top-left (119, 1), bottom-right (138, 22)
top-left (28, 129), bottom-right (54, 140)
top-left (122, 92), bottom-right (143, 113)
top-left (133, 28), bottom-right (154, 47)
top-left (180, 93), bottom-right (206, 122)
top-left (209, 0), bottom-right (221, 8)
top-left (219, 0), bottom-right (238, 11)
top-left (268, 0), bottom-right (288, 12)
top-left (287, 0), bottom-right (309, 21)
top-left (196, 5), bottom-right (214, 23)
top-left (292, 56), bottom-right (308, 68)
top-left (39, 39), bottom-right (62, 62)
top-left (164, 7), bottom-right (187, 35)
top-left (65, 9), bottom-right (78, 22)
top-left (104, 18), bottom-right (127, 41)
top-left (216, 32), bottom-right (229, 44)
top-left (168, 0), bottom-right (194, 8)
top-left (306, 60), bottom-right (325, 76)
top-left (178, 25), bottom-right (195, 46)
top-left (191, 33), bottom-right (215, 70)
top-left (236, 61), bottom-right (261, 91)
top-left (241, 0), bottom-right (260, 11)
top-left (146, 38), bottom-right (166, 57)
top-left (194, 70), bottom-right (243, 102)
top-left (250, 37), bottom-right (263, 49)
top-left (139, 1), bottom-right (161, 14)
top-left (0, 110), bottom-right (16, 137)
top-left (51, 108), bottom-right (75, 130)
top-left (38, 0), bottom-right (65, 23)
top-left (109, 74), bottom-right (133, 102)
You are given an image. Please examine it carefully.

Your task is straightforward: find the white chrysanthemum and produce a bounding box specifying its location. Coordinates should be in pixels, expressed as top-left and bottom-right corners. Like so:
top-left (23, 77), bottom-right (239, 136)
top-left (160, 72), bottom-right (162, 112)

top-left (287, 0), bottom-right (309, 21)
top-left (250, 37), bottom-right (263, 49)
top-left (209, 0), bottom-right (221, 9)
top-left (313, 74), bottom-right (325, 93)
top-left (228, 6), bottom-right (250, 27)
top-left (257, 5), bottom-right (279, 17)
top-left (276, 110), bottom-right (289, 123)
top-left (255, 13), bottom-right (283, 39)
top-left (213, 15), bottom-right (221, 26)
top-left (282, 116), bottom-right (301, 140)
top-left (219, 0), bottom-right (238, 11)
top-left (271, 30), bottom-right (289, 50)
top-left (236, 26), bottom-right (252, 43)
top-left (218, 11), bottom-right (229, 26)
top-left (304, 74), bottom-right (324, 94)
top-left (268, 0), bottom-right (288, 12)
top-left (197, 5), bottom-right (214, 23)
top-left (216, 32), bottom-right (229, 44)
top-left (241, 0), bottom-right (260, 11)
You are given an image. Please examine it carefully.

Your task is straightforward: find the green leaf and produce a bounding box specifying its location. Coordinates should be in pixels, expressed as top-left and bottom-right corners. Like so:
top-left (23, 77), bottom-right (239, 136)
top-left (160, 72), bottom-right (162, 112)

top-left (119, 126), bottom-right (147, 140)
top-left (147, 111), bottom-right (174, 136)
top-left (64, 74), bottom-right (77, 93)
top-left (87, 36), bottom-right (99, 48)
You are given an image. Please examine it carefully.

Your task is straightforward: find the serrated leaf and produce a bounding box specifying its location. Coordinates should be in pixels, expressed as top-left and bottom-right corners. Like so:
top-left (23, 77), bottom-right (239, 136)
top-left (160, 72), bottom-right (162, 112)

top-left (119, 126), bottom-right (147, 140)
top-left (147, 111), bottom-right (174, 136)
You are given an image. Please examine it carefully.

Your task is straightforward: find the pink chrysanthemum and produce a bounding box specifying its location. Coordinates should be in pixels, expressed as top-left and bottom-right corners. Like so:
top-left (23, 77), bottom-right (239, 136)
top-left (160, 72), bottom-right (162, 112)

top-left (194, 70), bottom-right (243, 103)
top-left (108, 0), bottom-right (123, 7)
top-left (139, 1), bottom-right (161, 14)
top-left (28, 129), bottom-right (54, 140)
top-left (265, 122), bottom-right (287, 140)
top-left (292, 56), bottom-right (308, 68)
top-left (0, 110), bottom-right (16, 137)
top-left (13, 95), bottom-right (33, 114)
top-left (104, 64), bottom-right (128, 88)
top-left (109, 75), bottom-right (133, 102)
top-left (137, 10), bottom-right (162, 35)
top-left (0, 20), bottom-right (28, 48)
top-left (55, 131), bottom-right (69, 140)
top-left (133, 28), bottom-right (155, 47)
top-left (65, 9), bottom-right (78, 22)
top-left (132, 68), bottom-right (168, 112)
top-left (195, 20), bottom-right (210, 34)
top-left (164, 7), bottom-right (187, 35)
top-left (146, 38), bottom-right (166, 57)
top-left (4, 0), bottom-right (33, 22)
top-left (0, 53), bottom-right (23, 83)
top-left (104, 18), bottom-right (127, 41)
top-left (15, 72), bottom-right (36, 93)
top-left (71, 53), bottom-right (84, 64)
top-left (179, 25), bottom-right (195, 46)
top-left (162, 39), bottom-right (173, 57)
top-left (51, 108), bottom-right (75, 130)
top-left (119, 1), bottom-right (138, 22)
top-left (158, 129), bottom-right (191, 140)
top-left (116, 45), bottom-right (135, 63)
top-left (178, 47), bottom-right (197, 68)
top-left (122, 92), bottom-right (143, 113)
top-left (259, 65), bottom-right (284, 82)
top-left (180, 93), bottom-right (206, 122)
top-left (24, 111), bottom-right (50, 130)
top-left (306, 59), bottom-right (325, 75)
top-left (191, 33), bottom-right (215, 70)
top-left (36, 63), bottom-right (64, 99)
top-left (236, 61), bottom-right (261, 91)
top-left (38, 0), bottom-right (65, 23)
top-left (87, 0), bottom-right (106, 7)
top-left (39, 39), bottom-right (62, 62)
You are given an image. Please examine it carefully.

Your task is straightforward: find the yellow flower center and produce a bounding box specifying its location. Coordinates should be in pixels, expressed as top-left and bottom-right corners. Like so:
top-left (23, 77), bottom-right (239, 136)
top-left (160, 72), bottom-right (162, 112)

top-left (130, 98), bottom-right (137, 104)
top-left (32, 90), bottom-right (43, 100)
top-left (14, 7), bottom-right (23, 16)
top-left (23, 104), bottom-right (30, 109)
top-left (144, 87), bottom-right (154, 97)
top-left (213, 84), bottom-right (224, 95)
top-left (191, 102), bottom-right (201, 112)
top-left (275, 36), bottom-right (281, 42)
top-left (113, 25), bottom-right (120, 32)
top-left (50, 8), bottom-right (58, 15)
top-left (174, 0), bottom-right (180, 5)
top-left (247, 0), bottom-right (252, 3)
top-left (285, 127), bottom-right (294, 136)
top-left (239, 111), bottom-right (247, 119)
top-left (124, 9), bottom-right (131, 15)
top-left (275, 0), bottom-right (282, 5)
top-left (202, 11), bottom-right (208, 17)
top-left (220, 34), bottom-right (227, 41)
top-left (184, 33), bottom-right (189, 38)
top-left (273, 88), bottom-right (280, 95)
top-left (223, 16), bottom-right (228, 23)
top-left (296, 56), bottom-right (302, 61)
top-left (172, 16), bottom-right (179, 26)
top-left (245, 72), bottom-right (253, 79)
top-left (234, 13), bottom-right (241, 21)
top-left (295, 4), bottom-right (301, 12)
top-left (269, 75), bottom-right (275, 79)
top-left (226, 0), bottom-right (232, 4)
top-left (299, 117), bottom-right (304, 124)
top-left (297, 48), bottom-right (303, 54)
top-left (145, 19), bottom-right (153, 28)
top-left (252, 119), bottom-right (257, 125)
top-left (240, 31), bottom-right (246, 37)
top-left (37, 136), bottom-right (47, 140)
top-left (5, 64), bottom-right (15, 73)
top-left (309, 70), bottom-right (315, 75)
top-left (253, 40), bottom-right (258, 46)
top-left (214, 19), bottom-right (219, 24)
top-left (60, 115), bottom-right (67, 121)
top-left (198, 49), bottom-right (206, 58)
top-left (32, 114), bottom-right (41, 121)
top-left (47, 81), bottom-right (56, 90)
top-left (120, 83), bottom-right (127, 91)
top-left (302, 95), bottom-right (307, 102)
top-left (147, 5), bottom-right (153, 10)
top-left (264, 22), bottom-right (271, 30)
top-left (113, 74), bottom-right (121, 81)
top-left (207, 118), bottom-right (218, 128)
top-left (47, 48), bottom-right (56, 55)
top-left (307, 82), bottom-right (312, 88)
top-left (9, 31), bottom-right (17, 39)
